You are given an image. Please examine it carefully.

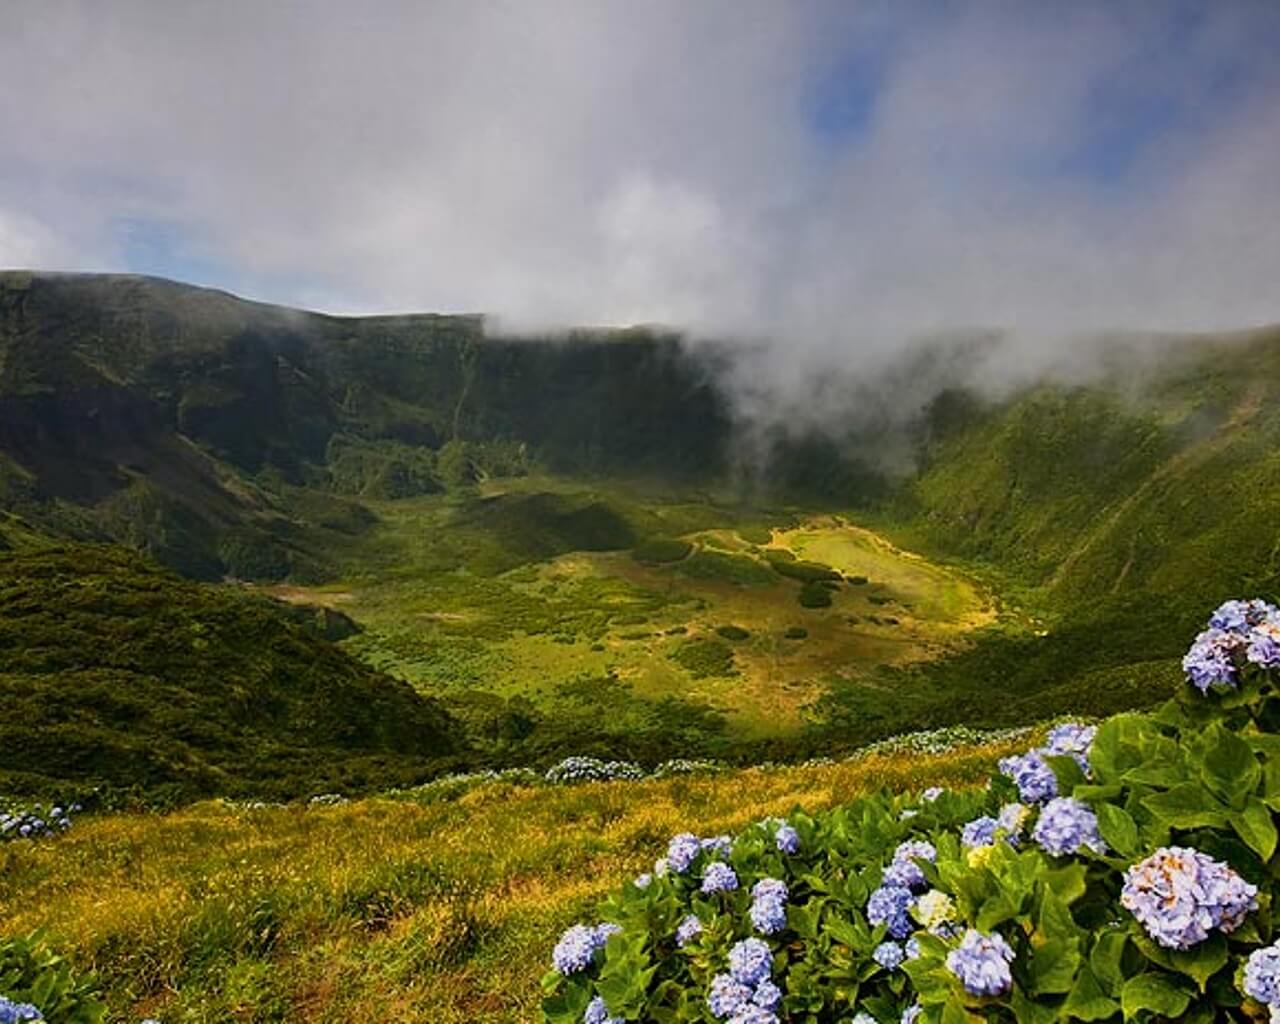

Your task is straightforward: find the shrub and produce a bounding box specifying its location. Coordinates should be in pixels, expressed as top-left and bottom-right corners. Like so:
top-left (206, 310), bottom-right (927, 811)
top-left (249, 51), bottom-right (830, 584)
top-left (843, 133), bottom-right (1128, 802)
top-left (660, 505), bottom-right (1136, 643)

top-left (736, 526), bottom-right (774, 546)
top-left (765, 552), bottom-right (841, 584)
top-left (677, 552), bottom-right (775, 587)
top-left (541, 598), bottom-right (1280, 1024)
top-left (797, 582), bottom-right (832, 608)
top-left (632, 539), bottom-right (694, 564)
top-left (715, 626), bottom-right (751, 642)
top-left (545, 757), bottom-right (644, 785)
top-left (671, 639), bottom-right (737, 679)
top-left (0, 932), bottom-right (105, 1023)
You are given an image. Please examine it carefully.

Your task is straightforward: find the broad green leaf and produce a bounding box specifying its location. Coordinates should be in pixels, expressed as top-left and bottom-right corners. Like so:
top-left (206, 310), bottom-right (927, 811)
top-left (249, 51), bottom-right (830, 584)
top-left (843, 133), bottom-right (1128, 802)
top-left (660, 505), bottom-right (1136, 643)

top-left (1230, 797), bottom-right (1278, 860)
top-left (1062, 965), bottom-right (1121, 1022)
top-left (1200, 723), bottom-right (1260, 809)
top-left (1094, 803), bottom-right (1140, 858)
top-left (1142, 783), bottom-right (1229, 830)
top-left (1026, 938), bottom-right (1081, 995)
top-left (1121, 973), bottom-right (1192, 1019)
top-left (1089, 931), bottom-right (1128, 996)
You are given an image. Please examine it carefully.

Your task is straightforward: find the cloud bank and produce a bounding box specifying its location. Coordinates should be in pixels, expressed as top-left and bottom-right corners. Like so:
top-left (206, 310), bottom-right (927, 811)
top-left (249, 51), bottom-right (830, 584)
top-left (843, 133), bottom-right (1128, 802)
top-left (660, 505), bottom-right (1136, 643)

top-left (2, 0), bottom-right (1279, 378)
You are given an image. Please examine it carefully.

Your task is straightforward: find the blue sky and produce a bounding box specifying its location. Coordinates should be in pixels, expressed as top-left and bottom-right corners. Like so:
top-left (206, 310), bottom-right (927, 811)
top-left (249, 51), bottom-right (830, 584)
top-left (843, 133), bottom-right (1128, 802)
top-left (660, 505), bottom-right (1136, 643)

top-left (1, 1), bottom-right (1278, 346)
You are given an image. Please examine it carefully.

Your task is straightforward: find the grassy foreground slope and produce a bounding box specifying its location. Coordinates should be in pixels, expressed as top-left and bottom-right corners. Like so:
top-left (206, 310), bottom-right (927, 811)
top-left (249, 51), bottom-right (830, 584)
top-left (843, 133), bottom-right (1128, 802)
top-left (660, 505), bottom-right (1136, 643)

top-left (0, 740), bottom-right (1023, 1024)
top-left (0, 547), bottom-right (461, 799)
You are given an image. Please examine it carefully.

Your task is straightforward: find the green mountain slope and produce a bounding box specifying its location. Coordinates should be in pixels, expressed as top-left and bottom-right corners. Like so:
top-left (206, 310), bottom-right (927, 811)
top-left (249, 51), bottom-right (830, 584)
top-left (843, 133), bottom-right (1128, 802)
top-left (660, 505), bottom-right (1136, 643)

top-left (0, 546), bottom-right (463, 799)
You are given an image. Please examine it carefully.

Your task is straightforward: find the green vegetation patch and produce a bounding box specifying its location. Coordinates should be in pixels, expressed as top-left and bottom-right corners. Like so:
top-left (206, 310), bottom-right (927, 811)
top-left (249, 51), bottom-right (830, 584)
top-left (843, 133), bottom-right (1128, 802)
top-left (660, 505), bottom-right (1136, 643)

top-left (675, 550), bottom-right (775, 587)
top-left (715, 625), bottom-right (751, 642)
top-left (631, 537), bottom-right (693, 564)
top-left (670, 638), bottom-right (737, 678)
top-left (765, 550), bottom-right (842, 583)
top-left (798, 581), bottom-right (833, 608)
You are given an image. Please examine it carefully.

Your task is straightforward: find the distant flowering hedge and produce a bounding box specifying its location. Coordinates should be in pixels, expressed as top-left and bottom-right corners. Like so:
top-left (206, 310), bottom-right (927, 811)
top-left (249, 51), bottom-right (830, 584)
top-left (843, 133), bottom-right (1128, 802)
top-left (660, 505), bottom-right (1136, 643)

top-left (0, 802), bottom-right (79, 843)
top-left (542, 599), bottom-right (1280, 1023)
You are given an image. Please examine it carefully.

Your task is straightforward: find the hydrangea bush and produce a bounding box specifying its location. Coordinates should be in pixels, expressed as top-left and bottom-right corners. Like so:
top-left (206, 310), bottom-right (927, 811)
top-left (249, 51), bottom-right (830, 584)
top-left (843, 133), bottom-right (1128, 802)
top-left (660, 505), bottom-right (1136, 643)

top-left (542, 599), bottom-right (1280, 1023)
top-left (0, 802), bottom-right (78, 843)
top-left (0, 933), bottom-right (104, 1024)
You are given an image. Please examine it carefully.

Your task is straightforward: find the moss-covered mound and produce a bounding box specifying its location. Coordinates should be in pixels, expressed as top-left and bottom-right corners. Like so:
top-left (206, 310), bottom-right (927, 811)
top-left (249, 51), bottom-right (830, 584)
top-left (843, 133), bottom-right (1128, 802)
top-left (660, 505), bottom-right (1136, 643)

top-left (0, 546), bottom-right (463, 799)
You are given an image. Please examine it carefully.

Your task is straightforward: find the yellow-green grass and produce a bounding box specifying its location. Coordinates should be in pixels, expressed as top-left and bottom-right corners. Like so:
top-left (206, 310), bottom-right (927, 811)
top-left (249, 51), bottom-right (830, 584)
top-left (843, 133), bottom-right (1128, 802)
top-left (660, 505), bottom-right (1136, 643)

top-left (1, 741), bottom-right (1025, 1023)
top-left (265, 490), bottom-right (1001, 741)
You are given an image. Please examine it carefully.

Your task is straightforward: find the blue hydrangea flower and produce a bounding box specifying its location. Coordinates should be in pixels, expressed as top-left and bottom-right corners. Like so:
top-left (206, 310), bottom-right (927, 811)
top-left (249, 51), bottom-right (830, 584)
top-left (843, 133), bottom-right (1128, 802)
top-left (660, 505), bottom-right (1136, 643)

top-left (775, 823), bottom-right (800, 854)
top-left (873, 940), bottom-right (905, 970)
top-left (0, 998), bottom-right (43, 1023)
top-left (667, 832), bottom-right (703, 873)
top-left (1121, 846), bottom-right (1258, 949)
top-left (867, 884), bottom-right (914, 939)
top-left (584, 995), bottom-right (624, 1024)
top-left (1209, 599), bottom-right (1276, 633)
top-left (702, 861), bottom-right (739, 894)
top-left (1183, 628), bottom-right (1245, 692)
top-left (552, 924), bottom-right (601, 974)
top-left (1032, 797), bottom-right (1106, 856)
top-left (728, 937), bottom-right (774, 986)
top-left (1244, 942), bottom-right (1280, 1006)
top-left (1045, 722), bottom-right (1096, 773)
top-left (1247, 621), bottom-right (1280, 669)
top-left (961, 816), bottom-right (998, 848)
top-left (729, 1008), bottom-right (779, 1024)
top-left (998, 749), bottom-right (1058, 804)
top-left (750, 879), bottom-right (789, 935)
top-left (904, 936), bottom-right (921, 960)
top-left (708, 973), bottom-right (752, 1019)
top-left (946, 928), bottom-right (1016, 996)
top-left (702, 835), bottom-right (733, 858)
top-left (752, 979), bottom-right (782, 1011)
top-left (595, 922), bottom-right (621, 945)
top-left (676, 914), bottom-right (703, 948)
top-left (883, 840), bottom-right (936, 890)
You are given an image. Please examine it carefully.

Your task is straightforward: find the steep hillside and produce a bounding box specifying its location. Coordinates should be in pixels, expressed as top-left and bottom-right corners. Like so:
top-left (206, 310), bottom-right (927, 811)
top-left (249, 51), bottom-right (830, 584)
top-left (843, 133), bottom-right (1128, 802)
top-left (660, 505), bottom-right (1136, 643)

top-left (0, 546), bottom-right (463, 798)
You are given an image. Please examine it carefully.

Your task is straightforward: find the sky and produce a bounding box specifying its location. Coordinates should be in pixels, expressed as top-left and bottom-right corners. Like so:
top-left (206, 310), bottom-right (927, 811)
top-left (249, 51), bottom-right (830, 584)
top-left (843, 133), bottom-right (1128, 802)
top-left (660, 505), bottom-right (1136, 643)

top-left (2, 1), bottom-right (1280, 365)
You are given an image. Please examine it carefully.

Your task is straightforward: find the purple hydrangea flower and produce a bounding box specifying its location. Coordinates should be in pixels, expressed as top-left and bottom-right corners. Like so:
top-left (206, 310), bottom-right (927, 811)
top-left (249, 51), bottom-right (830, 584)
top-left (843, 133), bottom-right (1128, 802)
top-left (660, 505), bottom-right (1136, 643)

top-left (883, 840), bottom-right (936, 890)
top-left (961, 816), bottom-right (998, 848)
top-left (728, 937), bottom-right (774, 986)
top-left (946, 929), bottom-right (1016, 996)
top-left (595, 922), bottom-right (622, 944)
top-left (1244, 942), bottom-right (1280, 1006)
top-left (702, 835), bottom-right (733, 858)
top-left (584, 995), bottom-right (624, 1024)
top-left (1032, 797), bottom-right (1106, 856)
top-left (702, 861), bottom-right (740, 894)
top-left (0, 999), bottom-right (43, 1023)
top-left (552, 923), bottom-right (602, 974)
top-left (1183, 628), bottom-right (1246, 692)
top-left (750, 878), bottom-right (789, 935)
top-left (729, 1008), bottom-right (779, 1024)
top-left (1209, 599), bottom-right (1276, 633)
top-left (874, 940), bottom-right (905, 970)
top-left (1045, 722), bottom-right (1097, 773)
top-left (667, 832), bottom-right (703, 873)
top-left (752, 979), bottom-right (782, 1011)
top-left (904, 936), bottom-right (921, 960)
top-left (775, 823), bottom-right (800, 854)
top-left (709, 973), bottom-right (753, 1019)
top-left (998, 749), bottom-right (1058, 804)
top-left (676, 914), bottom-right (703, 948)
top-left (867, 884), bottom-right (915, 939)
top-left (1247, 621), bottom-right (1280, 669)
top-left (1121, 846), bottom-right (1258, 949)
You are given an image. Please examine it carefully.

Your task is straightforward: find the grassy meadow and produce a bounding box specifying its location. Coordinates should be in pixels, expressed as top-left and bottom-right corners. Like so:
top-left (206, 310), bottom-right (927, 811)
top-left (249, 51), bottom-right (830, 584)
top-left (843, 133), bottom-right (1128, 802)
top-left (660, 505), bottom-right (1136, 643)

top-left (0, 740), bottom-right (1028, 1023)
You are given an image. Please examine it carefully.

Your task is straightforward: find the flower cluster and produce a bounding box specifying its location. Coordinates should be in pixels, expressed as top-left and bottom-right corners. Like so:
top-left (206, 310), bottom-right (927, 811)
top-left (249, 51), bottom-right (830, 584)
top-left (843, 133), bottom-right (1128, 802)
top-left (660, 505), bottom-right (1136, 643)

top-left (0, 997), bottom-right (42, 1023)
top-left (750, 879), bottom-right (788, 935)
top-left (702, 862), bottom-right (740, 895)
top-left (307, 793), bottom-right (348, 806)
top-left (1121, 846), bottom-right (1258, 949)
top-left (1244, 942), bottom-right (1280, 1008)
top-left (544, 757), bottom-right (645, 785)
top-left (946, 929), bottom-right (1016, 996)
top-left (708, 938), bottom-right (780, 1023)
top-left (0, 802), bottom-right (77, 842)
top-left (676, 914), bottom-right (703, 948)
top-left (998, 720), bottom-right (1095, 804)
top-left (883, 840), bottom-right (936, 890)
top-left (1031, 797), bottom-right (1105, 857)
top-left (912, 889), bottom-right (956, 932)
top-left (583, 995), bottom-right (623, 1024)
top-left (1183, 599), bottom-right (1280, 692)
top-left (867, 883), bottom-right (915, 940)
top-left (552, 922), bottom-right (618, 975)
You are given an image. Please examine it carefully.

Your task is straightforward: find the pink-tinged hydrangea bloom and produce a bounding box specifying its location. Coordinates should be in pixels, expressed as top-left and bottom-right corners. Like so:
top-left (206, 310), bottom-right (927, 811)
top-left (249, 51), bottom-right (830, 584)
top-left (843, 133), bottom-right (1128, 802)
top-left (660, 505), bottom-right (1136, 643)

top-left (1121, 847), bottom-right (1257, 949)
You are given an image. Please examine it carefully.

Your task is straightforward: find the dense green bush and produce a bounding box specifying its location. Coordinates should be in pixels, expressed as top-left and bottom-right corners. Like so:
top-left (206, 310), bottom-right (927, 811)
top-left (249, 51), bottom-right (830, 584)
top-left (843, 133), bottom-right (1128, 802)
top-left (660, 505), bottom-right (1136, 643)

top-left (716, 626), bottom-right (751, 642)
top-left (671, 639), bottom-right (737, 679)
top-left (765, 553), bottom-right (842, 585)
top-left (798, 582), bottom-right (833, 608)
top-left (0, 932), bottom-right (104, 1023)
top-left (542, 600), bottom-right (1280, 1023)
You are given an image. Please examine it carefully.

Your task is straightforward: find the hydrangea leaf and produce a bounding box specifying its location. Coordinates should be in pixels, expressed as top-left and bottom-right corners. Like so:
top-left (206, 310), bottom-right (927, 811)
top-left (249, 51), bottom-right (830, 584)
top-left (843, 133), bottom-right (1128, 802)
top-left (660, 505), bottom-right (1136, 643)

top-left (1120, 972), bottom-right (1192, 1020)
top-left (1200, 724), bottom-right (1261, 809)
top-left (1094, 803), bottom-right (1140, 858)
top-left (1061, 964), bottom-right (1121, 1021)
top-left (1088, 931), bottom-right (1129, 997)
top-left (1142, 782), bottom-right (1230, 830)
top-left (1025, 937), bottom-right (1081, 995)
top-left (1229, 796), bottom-right (1277, 860)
